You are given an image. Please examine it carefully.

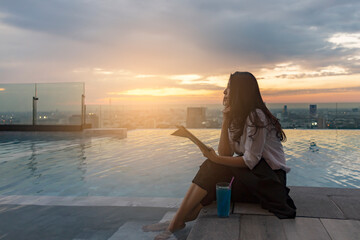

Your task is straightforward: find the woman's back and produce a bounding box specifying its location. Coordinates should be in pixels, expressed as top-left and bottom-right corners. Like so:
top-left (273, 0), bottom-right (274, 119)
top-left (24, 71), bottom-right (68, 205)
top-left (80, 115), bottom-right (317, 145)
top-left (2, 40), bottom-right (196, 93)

top-left (229, 108), bottom-right (290, 173)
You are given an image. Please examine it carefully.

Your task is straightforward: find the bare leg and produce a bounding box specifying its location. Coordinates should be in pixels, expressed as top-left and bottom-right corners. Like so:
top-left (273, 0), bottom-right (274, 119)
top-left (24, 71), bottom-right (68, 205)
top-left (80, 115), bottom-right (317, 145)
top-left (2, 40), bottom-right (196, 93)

top-left (153, 183), bottom-right (207, 239)
top-left (142, 203), bottom-right (203, 232)
top-left (167, 183), bottom-right (207, 232)
top-left (184, 203), bottom-right (203, 222)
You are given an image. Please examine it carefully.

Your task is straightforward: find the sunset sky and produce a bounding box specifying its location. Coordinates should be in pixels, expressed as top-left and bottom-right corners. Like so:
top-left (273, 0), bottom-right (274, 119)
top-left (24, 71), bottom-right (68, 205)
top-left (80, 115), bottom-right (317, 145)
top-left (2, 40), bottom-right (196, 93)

top-left (1, 0), bottom-right (360, 105)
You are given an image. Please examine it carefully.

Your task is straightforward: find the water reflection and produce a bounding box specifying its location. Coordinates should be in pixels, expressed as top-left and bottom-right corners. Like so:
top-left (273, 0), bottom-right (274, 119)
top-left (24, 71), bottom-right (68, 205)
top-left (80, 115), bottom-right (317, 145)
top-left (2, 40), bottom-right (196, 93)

top-left (77, 141), bottom-right (87, 181)
top-left (26, 143), bottom-right (41, 179)
top-left (309, 139), bottom-right (319, 152)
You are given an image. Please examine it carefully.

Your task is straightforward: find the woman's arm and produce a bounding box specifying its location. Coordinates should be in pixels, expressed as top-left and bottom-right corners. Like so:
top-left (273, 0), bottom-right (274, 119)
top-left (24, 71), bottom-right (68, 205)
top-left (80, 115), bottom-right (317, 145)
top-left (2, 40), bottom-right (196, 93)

top-left (216, 154), bottom-right (247, 168)
top-left (203, 109), bottom-right (268, 169)
top-left (217, 109), bottom-right (234, 156)
top-left (202, 148), bottom-right (248, 168)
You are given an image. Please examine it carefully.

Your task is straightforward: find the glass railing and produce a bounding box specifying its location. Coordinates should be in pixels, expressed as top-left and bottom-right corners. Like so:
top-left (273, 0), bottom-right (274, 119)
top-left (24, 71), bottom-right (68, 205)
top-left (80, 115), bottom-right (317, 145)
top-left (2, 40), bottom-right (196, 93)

top-left (0, 84), bottom-right (33, 124)
top-left (37, 83), bottom-right (84, 125)
top-left (0, 82), bottom-right (84, 125)
top-left (2, 83), bottom-right (357, 129)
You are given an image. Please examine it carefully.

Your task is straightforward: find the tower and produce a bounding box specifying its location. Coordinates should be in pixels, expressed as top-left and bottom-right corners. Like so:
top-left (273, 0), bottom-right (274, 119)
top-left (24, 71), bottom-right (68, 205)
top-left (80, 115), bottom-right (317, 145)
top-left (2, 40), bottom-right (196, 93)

top-left (309, 104), bottom-right (317, 118)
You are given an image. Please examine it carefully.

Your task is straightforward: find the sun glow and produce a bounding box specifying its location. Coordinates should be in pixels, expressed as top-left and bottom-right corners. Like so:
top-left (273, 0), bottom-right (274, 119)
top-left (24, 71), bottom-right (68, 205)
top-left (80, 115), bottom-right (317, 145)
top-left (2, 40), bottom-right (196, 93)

top-left (108, 88), bottom-right (215, 97)
top-left (169, 74), bottom-right (203, 84)
top-left (169, 74), bottom-right (228, 87)
top-left (93, 68), bottom-right (114, 75)
top-left (263, 91), bottom-right (360, 103)
top-left (181, 75), bottom-right (228, 87)
top-left (72, 64), bottom-right (360, 105)
top-left (135, 74), bottom-right (157, 78)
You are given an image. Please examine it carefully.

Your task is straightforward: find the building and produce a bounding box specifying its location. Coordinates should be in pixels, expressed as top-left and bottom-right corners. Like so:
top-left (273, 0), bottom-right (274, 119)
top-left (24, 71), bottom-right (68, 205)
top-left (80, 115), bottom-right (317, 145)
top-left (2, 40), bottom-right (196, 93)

top-left (69, 115), bottom-right (81, 125)
top-left (186, 107), bottom-right (206, 128)
top-left (309, 104), bottom-right (317, 118)
top-left (283, 105), bottom-right (288, 117)
top-left (317, 117), bottom-right (327, 129)
top-left (86, 113), bottom-right (99, 128)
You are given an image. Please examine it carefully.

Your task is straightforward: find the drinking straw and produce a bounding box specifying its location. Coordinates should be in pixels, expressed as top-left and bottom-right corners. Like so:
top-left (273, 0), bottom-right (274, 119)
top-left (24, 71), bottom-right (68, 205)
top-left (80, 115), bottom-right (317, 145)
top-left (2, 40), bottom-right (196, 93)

top-left (229, 176), bottom-right (235, 188)
top-left (220, 177), bottom-right (234, 217)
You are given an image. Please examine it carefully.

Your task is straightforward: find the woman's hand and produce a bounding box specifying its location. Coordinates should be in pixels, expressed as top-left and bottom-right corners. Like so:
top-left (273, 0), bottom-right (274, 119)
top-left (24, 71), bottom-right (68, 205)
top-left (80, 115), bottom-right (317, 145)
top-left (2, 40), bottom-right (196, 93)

top-left (222, 83), bottom-right (231, 123)
top-left (201, 147), bottom-right (220, 164)
top-left (222, 106), bottom-right (231, 124)
top-left (222, 106), bottom-right (231, 116)
top-left (222, 105), bottom-right (231, 114)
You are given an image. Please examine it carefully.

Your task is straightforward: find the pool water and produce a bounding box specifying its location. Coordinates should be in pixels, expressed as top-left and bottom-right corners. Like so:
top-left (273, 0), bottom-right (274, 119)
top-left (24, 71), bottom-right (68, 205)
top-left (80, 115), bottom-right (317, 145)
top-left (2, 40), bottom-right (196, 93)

top-left (0, 129), bottom-right (359, 198)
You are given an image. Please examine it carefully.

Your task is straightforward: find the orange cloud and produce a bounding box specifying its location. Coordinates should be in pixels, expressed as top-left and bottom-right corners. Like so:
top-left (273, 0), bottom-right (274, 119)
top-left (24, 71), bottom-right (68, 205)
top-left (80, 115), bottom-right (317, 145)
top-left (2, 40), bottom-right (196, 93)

top-left (108, 88), bottom-right (215, 97)
top-left (264, 91), bottom-right (360, 103)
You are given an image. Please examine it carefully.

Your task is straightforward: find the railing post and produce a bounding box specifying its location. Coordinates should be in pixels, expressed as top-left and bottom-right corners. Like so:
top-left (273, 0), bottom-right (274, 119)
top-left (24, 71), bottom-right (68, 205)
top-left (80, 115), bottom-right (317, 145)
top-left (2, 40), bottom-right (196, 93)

top-left (32, 83), bottom-right (38, 126)
top-left (81, 83), bottom-right (86, 129)
top-left (81, 94), bottom-right (85, 128)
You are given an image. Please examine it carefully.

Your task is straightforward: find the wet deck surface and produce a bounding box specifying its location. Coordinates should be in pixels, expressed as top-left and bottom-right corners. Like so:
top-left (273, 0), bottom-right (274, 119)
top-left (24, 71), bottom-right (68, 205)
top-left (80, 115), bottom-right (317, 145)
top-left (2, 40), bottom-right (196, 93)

top-left (0, 196), bottom-right (188, 240)
top-left (0, 186), bottom-right (359, 239)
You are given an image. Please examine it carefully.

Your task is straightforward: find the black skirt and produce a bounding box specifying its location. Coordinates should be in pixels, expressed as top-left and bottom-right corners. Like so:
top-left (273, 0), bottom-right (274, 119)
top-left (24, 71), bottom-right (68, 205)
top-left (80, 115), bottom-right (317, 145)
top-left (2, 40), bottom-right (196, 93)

top-left (192, 158), bottom-right (296, 219)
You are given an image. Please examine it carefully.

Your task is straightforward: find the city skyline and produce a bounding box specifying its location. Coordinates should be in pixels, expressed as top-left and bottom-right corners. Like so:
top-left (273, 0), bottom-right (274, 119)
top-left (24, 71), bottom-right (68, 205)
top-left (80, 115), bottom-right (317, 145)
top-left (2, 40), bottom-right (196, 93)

top-left (1, 1), bottom-right (360, 105)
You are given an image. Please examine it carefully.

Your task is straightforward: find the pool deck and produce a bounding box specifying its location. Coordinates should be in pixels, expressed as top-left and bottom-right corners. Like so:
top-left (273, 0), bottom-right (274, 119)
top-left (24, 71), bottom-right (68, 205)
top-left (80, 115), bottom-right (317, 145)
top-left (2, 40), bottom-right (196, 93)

top-left (0, 186), bottom-right (359, 239)
top-left (188, 186), bottom-right (360, 240)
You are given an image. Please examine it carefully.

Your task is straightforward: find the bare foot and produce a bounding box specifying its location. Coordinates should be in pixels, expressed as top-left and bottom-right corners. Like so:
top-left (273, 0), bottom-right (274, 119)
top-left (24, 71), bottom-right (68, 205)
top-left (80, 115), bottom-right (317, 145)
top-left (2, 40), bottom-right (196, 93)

top-left (142, 221), bottom-right (170, 232)
top-left (153, 221), bottom-right (186, 239)
top-left (154, 230), bottom-right (174, 240)
top-left (168, 222), bottom-right (185, 232)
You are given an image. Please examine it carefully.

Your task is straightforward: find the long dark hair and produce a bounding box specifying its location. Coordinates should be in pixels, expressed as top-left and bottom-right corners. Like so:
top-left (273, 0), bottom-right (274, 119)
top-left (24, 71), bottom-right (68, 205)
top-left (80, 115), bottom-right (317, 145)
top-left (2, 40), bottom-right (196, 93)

top-left (227, 72), bottom-right (286, 142)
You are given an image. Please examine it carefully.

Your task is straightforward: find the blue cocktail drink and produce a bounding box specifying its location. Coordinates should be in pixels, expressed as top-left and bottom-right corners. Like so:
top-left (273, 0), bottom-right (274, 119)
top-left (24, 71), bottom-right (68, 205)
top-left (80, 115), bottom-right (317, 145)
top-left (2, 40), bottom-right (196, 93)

top-left (216, 182), bottom-right (231, 217)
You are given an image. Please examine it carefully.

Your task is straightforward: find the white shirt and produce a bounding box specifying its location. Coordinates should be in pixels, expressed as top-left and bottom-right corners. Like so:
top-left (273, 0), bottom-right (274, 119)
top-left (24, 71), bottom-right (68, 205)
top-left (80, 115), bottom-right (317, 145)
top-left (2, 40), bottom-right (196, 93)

top-left (228, 109), bottom-right (290, 173)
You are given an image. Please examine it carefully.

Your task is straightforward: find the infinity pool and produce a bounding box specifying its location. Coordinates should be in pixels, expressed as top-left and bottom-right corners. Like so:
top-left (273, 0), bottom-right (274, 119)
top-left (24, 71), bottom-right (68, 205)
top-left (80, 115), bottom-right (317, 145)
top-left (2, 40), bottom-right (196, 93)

top-left (0, 129), bottom-right (359, 198)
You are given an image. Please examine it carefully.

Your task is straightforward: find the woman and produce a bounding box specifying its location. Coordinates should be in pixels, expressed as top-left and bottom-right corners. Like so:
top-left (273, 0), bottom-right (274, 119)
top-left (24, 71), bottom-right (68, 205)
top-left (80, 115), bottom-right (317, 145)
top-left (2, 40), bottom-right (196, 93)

top-left (146, 72), bottom-right (296, 240)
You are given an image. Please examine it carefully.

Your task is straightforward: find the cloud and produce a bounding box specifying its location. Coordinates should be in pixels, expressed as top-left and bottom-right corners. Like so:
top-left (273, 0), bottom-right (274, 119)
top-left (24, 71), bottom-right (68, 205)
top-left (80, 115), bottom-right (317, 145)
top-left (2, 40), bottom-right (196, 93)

top-left (262, 85), bottom-right (360, 97)
top-left (93, 68), bottom-right (114, 75)
top-left (260, 62), bottom-right (350, 80)
top-left (169, 74), bottom-right (203, 82)
top-left (169, 74), bottom-right (228, 88)
top-left (0, 0), bottom-right (97, 38)
top-left (135, 74), bottom-right (158, 78)
top-left (172, 84), bottom-right (224, 91)
top-left (1, 0), bottom-right (360, 103)
top-left (2, 0), bottom-right (359, 69)
top-left (108, 87), bottom-right (215, 96)
top-left (73, 67), bottom-right (226, 90)
top-left (328, 33), bottom-right (360, 49)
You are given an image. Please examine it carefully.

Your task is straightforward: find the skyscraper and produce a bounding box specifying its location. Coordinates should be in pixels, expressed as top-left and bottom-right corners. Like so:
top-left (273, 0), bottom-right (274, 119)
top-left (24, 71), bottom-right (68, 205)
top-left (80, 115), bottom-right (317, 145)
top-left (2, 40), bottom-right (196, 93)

top-left (283, 105), bottom-right (288, 118)
top-left (309, 104), bottom-right (317, 118)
